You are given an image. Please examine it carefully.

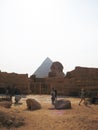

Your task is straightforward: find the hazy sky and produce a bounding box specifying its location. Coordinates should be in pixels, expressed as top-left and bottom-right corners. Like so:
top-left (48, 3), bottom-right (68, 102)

top-left (0, 0), bottom-right (98, 76)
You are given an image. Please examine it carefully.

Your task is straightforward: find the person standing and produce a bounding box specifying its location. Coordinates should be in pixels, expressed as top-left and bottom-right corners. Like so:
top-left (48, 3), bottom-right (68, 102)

top-left (51, 88), bottom-right (56, 105)
top-left (54, 89), bottom-right (57, 101)
top-left (14, 87), bottom-right (21, 104)
top-left (79, 88), bottom-right (86, 105)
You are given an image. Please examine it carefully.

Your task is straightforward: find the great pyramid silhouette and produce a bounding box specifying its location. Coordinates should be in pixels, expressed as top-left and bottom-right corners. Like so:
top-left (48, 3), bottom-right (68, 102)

top-left (33, 57), bottom-right (53, 78)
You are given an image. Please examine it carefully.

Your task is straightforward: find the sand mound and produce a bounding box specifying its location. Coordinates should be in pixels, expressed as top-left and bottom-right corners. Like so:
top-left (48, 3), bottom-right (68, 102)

top-left (0, 107), bottom-right (25, 129)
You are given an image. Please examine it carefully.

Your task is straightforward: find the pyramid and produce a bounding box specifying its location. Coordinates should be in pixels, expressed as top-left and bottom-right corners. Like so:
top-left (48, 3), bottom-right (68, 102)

top-left (33, 57), bottom-right (53, 78)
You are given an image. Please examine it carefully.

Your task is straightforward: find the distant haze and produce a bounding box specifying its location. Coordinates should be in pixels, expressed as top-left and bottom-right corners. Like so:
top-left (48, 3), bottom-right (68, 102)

top-left (0, 0), bottom-right (98, 76)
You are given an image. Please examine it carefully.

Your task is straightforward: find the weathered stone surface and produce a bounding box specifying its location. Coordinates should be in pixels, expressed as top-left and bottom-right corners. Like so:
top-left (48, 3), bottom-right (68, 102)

top-left (64, 66), bottom-right (98, 95)
top-left (30, 66), bottom-right (98, 96)
top-left (54, 99), bottom-right (71, 109)
top-left (48, 61), bottom-right (65, 77)
top-left (1, 65), bottom-right (98, 96)
top-left (66, 66), bottom-right (98, 80)
top-left (26, 98), bottom-right (41, 110)
top-left (0, 71), bottom-right (31, 94)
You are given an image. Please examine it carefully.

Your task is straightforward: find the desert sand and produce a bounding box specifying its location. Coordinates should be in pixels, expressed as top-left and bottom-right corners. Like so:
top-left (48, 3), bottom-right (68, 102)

top-left (1, 95), bottom-right (98, 130)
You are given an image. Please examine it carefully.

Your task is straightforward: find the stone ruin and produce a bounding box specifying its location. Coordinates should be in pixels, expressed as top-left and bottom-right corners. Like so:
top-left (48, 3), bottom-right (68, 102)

top-left (0, 61), bottom-right (98, 97)
top-left (48, 61), bottom-right (65, 77)
top-left (30, 66), bottom-right (98, 96)
top-left (26, 98), bottom-right (41, 110)
top-left (54, 99), bottom-right (71, 109)
top-left (0, 71), bottom-right (31, 94)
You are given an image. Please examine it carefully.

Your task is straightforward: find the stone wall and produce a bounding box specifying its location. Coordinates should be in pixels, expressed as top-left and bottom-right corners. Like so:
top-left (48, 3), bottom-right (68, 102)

top-left (1, 66), bottom-right (98, 96)
top-left (30, 66), bottom-right (98, 96)
top-left (0, 71), bottom-right (30, 94)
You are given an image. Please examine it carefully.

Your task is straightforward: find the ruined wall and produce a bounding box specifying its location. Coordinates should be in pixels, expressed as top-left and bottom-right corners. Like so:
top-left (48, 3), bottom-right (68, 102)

top-left (30, 76), bottom-right (76, 96)
top-left (30, 66), bottom-right (98, 96)
top-left (1, 66), bottom-right (98, 96)
top-left (66, 66), bottom-right (98, 79)
top-left (0, 71), bottom-right (30, 94)
top-left (64, 66), bottom-right (98, 95)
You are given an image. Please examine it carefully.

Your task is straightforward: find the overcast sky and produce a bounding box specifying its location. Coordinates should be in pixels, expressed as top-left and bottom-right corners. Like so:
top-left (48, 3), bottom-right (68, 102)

top-left (0, 0), bottom-right (98, 76)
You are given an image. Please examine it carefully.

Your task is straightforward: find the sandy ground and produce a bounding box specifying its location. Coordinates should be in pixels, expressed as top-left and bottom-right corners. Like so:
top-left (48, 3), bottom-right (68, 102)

top-left (1, 95), bottom-right (98, 130)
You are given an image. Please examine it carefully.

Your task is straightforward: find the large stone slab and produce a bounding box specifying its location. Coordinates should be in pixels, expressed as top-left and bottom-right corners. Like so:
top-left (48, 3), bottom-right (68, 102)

top-left (54, 99), bottom-right (71, 109)
top-left (26, 98), bottom-right (41, 110)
